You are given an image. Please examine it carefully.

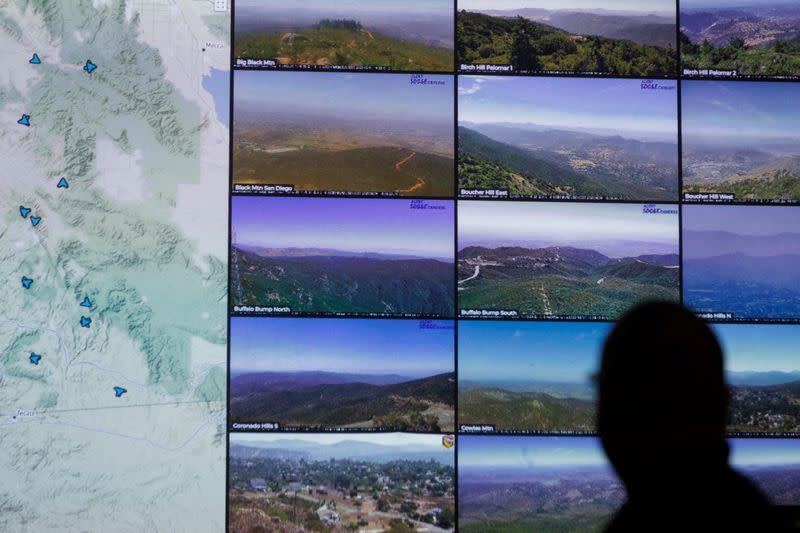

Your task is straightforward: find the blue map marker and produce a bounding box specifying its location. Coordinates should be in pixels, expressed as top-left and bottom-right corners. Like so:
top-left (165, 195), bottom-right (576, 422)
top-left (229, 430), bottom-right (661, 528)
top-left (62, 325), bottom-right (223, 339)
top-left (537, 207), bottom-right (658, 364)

top-left (21, 277), bottom-right (33, 289)
top-left (83, 60), bottom-right (97, 74)
top-left (29, 353), bottom-right (42, 365)
top-left (113, 386), bottom-right (127, 398)
top-left (29, 53), bottom-right (41, 64)
top-left (80, 296), bottom-right (92, 308)
top-left (80, 316), bottom-right (92, 328)
top-left (17, 114), bottom-right (30, 127)
top-left (57, 177), bottom-right (69, 189)
top-left (30, 216), bottom-right (41, 227)
top-left (19, 206), bottom-right (31, 218)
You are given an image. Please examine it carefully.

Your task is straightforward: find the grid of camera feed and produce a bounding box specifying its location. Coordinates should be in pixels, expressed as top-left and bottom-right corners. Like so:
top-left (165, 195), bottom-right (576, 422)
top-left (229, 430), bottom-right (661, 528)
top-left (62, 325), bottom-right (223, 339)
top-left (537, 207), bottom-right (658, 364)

top-left (228, 0), bottom-right (800, 531)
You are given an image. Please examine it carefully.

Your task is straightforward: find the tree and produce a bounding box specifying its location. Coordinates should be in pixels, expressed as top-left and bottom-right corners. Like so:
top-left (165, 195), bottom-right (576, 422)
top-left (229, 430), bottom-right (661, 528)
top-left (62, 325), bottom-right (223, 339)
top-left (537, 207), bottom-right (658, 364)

top-left (510, 21), bottom-right (541, 72)
top-left (377, 496), bottom-right (390, 512)
top-left (730, 37), bottom-right (745, 50)
top-left (400, 500), bottom-right (418, 515)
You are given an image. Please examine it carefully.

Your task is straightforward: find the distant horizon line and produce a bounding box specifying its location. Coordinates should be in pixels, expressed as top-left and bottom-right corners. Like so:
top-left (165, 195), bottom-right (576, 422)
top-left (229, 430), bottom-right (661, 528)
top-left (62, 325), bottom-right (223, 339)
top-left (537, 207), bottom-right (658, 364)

top-left (458, 243), bottom-right (678, 254)
top-left (233, 244), bottom-right (454, 262)
top-left (465, 7), bottom-right (674, 17)
top-left (231, 369), bottom-right (453, 378)
top-left (459, 122), bottom-right (677, 143)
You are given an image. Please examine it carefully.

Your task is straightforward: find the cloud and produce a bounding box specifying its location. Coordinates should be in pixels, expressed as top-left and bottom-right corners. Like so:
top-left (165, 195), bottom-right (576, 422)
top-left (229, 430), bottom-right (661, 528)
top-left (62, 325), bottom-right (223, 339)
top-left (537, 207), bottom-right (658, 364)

top-left (459, 78), bottom-right (486, 95)
top-left (708, 98), bottom-right (737, 113)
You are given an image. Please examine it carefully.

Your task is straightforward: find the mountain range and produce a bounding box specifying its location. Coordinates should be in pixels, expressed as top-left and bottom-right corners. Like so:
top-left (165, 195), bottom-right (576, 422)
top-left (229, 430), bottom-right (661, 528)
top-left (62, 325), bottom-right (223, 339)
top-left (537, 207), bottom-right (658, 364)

top-left (729, 370), bottom-right (800, 387)
top-left (458, 245), bottom-right (679, 318)
top-left (231, 371), bottom-right (414, 395)
top-left (683, 230), bottom-right (800, 260)
top-left (230, 440), bottom-right (454, 465)
top-left (475, 8), bottom-right (676, 48)
top-left (236, 244), bottom-right (433, 262)
top-left (459, 125), bottom-right (677, 201)
top-left (681, 6), bottom-right (800, 48)
top-left (233, 245), bottom-right (454, 316)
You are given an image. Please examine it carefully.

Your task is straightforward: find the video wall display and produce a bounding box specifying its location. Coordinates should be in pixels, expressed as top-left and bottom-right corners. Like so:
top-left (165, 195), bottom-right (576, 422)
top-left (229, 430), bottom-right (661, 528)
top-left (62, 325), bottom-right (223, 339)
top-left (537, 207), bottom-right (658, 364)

top-left (228, 1), bottom-right (800, 530)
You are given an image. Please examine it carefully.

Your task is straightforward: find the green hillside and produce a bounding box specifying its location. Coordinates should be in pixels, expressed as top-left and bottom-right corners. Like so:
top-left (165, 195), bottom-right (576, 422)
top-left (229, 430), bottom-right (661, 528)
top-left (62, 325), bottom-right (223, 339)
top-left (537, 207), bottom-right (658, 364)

top-left (457, 11), bottom-right (675, 76)
top-left (458, 126), bottom-right (612, 197)
top-left (681, 32), bottom-right (800, 77)
top-left (459, 274), bottom-right (679, 319)
top-left (685, 170), bottom-right (800, 202)
top-left (236, 20), bottom-right (453, 71)
top-left (231, 372), bottom-right (455, 431)
top-left (235, 248), bottom-right (454, 316)
top-left (459, 388), bottom-right (594, 432)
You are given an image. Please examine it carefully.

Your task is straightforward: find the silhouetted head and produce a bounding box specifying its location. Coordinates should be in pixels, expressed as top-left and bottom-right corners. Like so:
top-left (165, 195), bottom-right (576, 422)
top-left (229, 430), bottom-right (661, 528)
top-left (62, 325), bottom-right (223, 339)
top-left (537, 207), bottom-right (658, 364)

top-left (597, 301), bottom-right (729, 496)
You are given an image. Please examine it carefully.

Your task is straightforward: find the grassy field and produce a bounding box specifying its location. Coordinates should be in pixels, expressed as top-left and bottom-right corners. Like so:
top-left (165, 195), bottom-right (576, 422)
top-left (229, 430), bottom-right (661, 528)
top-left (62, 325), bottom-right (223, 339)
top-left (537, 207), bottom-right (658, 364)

top-left (234, 145), bottom-right (454, 197)
top-left (236, 26), bottom-right (453, 71)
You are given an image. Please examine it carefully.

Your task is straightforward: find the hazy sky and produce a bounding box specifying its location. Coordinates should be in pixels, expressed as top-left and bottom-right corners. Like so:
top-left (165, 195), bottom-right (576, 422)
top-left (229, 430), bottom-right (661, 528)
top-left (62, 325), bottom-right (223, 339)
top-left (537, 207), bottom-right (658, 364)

top-left (232, 197), bottom-right (454, 260)
top-left (460, 435), bottom-right (800, 469)
top-left (231, 318), bottom-right (453, 376)
top-left (460, 77), bottom-right (677, 141)
top-left (459, 322), bottom-right (609, 382)
top-left (683, 81), bottom-right (800, 142)
top-left (238, 0), bottom-right (453, 15)
top-left (459, 201), bottom-right (679, 254)
top-left (682, 0), bottom-right (800, 9)
top-left (232, 432), bottom-right (444, 448)
top-left (684, 205), bottom-right (800, 236)
top-left (460, 436), bottom-right (608, 469)
top-left (716, 324), bottom-right (800, 373)
top-left (459, 0), bottom-right (673, 14)
top-left (730, 438), bottom-right (800, 467)
top-left (235, 71), bottom-right (453, 124)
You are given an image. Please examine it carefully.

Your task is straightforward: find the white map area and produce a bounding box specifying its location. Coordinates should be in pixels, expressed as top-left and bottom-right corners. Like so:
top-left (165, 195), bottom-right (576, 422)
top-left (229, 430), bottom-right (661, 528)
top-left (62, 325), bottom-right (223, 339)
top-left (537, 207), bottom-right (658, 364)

top-left (0, 1), bottom-right (229, 531)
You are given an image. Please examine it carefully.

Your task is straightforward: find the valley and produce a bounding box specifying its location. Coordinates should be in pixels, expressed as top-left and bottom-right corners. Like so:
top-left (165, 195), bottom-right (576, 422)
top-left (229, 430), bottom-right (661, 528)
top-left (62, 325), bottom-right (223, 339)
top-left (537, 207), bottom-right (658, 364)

top-left (459, 125), bottom-right (677, 200)
top-left (681, 5), bottom-right (800, 77)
